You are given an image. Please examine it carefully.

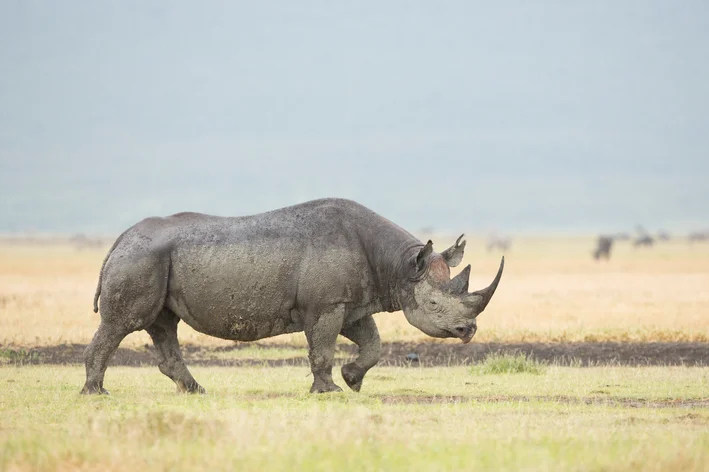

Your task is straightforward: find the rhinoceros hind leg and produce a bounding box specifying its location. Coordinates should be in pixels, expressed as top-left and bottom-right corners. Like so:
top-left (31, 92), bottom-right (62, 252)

top-left (305, 304), bottom-right (345, 393)
top-left (340, 315), bottom-right (381, 392)
top-left (81, 321), bottom-right (130, 395)
top-left (146, 309), bottom-right (205, 394)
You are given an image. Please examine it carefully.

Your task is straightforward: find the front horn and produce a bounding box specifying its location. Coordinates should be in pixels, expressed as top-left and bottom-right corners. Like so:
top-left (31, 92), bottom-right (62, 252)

top-left (464, 256), bottom-right (504, 313)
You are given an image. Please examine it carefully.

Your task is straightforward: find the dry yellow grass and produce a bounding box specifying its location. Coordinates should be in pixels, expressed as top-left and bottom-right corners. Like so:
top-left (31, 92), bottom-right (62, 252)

top-left (1, 235), bottom-right (708, 348)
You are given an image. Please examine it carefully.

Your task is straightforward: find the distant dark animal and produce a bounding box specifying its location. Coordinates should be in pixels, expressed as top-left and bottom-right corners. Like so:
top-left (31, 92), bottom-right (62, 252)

top-left (487, 234), bottom-right (511, 252)
top-left (82, 199), bottom-right (504, 395)
top-left (633, 235), bottom-right (655, 247)
top-left (593, 236), bottom-right (614, 260)
top-left (688, 231), bottom-right (709, 243)
top-left (70, 234), bottom-right (103, 250)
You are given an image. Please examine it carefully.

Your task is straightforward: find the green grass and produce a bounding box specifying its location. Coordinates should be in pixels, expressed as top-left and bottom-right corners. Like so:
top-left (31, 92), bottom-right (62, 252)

top-left (1, 365), bottom-right (709, 471)
top-left (0, 347), bottom-right (40, 365)
top-left (471, 352), bottom-right (547, 375)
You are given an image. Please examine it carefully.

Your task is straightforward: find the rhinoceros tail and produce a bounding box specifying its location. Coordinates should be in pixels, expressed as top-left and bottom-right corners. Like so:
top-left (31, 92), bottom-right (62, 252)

top-left (93, 280), bottom-right (102, 313)
top-left (93, 232), bottom-right (126, 313)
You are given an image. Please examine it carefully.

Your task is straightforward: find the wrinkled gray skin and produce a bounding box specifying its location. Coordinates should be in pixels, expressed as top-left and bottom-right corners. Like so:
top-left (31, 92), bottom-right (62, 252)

top-left (81, 198), bottom-right (503, 395)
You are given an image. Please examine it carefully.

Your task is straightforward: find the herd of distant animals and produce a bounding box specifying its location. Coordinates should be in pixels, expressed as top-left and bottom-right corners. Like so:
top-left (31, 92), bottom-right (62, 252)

top-left (593, 228), bottom-right (709, 261)
top-left (68, 226), bottom-right (709, 264)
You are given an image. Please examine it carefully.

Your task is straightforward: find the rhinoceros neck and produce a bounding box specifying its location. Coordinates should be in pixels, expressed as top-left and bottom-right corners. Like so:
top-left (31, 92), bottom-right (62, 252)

top-left (355, 214), bottom-right (423, 313)
top-left (380, 240), bottom-right (424, 312)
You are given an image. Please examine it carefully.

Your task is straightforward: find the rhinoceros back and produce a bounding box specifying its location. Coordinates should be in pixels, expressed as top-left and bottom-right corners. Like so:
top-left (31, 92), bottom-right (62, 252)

top-left (100, 199), bottom-right (402, 341)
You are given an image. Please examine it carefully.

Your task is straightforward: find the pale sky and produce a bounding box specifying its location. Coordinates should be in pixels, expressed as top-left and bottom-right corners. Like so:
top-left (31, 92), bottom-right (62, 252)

top-left (1, 1), bottom-right (707, 233)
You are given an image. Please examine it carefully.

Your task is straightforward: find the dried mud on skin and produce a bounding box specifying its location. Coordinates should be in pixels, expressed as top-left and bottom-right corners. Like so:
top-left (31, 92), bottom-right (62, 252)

top-left (1, 341), bottom-right (708, 367)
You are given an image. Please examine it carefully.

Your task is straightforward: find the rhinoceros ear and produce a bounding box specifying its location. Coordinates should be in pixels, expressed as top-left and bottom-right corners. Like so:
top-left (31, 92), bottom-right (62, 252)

top-left (441, 234), bottom-right (466, 267)
top-left (415, 240), bottom-right (434, 272)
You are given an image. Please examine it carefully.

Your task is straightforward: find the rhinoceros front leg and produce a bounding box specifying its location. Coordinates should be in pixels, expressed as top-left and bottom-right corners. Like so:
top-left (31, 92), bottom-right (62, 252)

top-left (340, 315), bottom-right (381, 392)
top-left (304, 304), bottom-right (345, 393)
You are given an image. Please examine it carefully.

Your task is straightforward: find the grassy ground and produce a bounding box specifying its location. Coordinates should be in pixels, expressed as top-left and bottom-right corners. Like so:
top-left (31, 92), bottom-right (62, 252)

top-left (2, 237), bottom-right (708, 471)
top-left (1, 364), bottom-right (708, 471)
top-left (1, 236), bottom-right (708, 347)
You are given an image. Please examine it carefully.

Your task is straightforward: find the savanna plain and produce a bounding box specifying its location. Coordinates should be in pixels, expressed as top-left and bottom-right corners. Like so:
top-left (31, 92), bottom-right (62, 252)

top-left (1, 236), bottom-right (708, 471)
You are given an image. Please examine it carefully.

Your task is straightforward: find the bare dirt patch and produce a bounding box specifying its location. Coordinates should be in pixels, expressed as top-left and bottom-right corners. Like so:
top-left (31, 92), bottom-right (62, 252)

top-left (1, 341), bottom-right (708, 367)
top-left (375, 394), bottom-right (709, 409)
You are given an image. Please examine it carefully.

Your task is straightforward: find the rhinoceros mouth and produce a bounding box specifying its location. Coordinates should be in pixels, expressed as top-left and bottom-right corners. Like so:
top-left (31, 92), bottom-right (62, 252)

top-left (451, 326), bottom-right (475, 344)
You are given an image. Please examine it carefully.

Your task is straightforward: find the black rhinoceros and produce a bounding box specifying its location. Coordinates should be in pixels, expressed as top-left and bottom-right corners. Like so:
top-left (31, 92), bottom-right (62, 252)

top-left (82, 198), bottom-right (503, 394)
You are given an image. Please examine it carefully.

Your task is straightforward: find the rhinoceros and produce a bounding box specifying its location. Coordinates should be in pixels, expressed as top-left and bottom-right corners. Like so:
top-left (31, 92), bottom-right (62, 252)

top-left (82, 198), bottom-right (504, 395)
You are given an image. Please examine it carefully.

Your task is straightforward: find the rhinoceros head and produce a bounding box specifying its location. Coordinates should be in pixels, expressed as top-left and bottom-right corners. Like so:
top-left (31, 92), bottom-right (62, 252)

top-left (399, 235), bottom-right (504, 344)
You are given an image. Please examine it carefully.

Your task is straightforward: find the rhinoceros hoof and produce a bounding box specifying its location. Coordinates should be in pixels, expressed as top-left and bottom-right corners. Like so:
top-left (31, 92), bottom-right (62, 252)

top-left (310, 382), bottom-right (343, 394)
top-left (341, 363), bottom-right (365, 392)
top-left (176, 381), bottom-right (207, 395)
top-left (80, 385), bottom-right (110, 395)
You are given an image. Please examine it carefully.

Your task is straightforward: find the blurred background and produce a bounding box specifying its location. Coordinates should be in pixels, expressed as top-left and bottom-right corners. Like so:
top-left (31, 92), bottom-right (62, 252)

top-left (1, 1), bottom-right (707, 236)
top-left (1, 0), bottom-right (708, 351)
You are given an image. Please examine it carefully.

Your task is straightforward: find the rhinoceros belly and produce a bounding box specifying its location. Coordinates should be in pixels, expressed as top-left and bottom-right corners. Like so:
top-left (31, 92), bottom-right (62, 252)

top-left (164, 244), bottom-right (303, 341)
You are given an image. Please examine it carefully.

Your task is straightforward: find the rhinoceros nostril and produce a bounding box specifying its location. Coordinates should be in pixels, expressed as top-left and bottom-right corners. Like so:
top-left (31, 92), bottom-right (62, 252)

top-left (455, 326), bottom-right (467, 335)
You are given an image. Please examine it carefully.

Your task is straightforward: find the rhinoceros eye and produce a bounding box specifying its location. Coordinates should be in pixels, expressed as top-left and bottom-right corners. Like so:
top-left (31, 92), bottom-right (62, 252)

top-left (428, 299), bottom-right (438, 307)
